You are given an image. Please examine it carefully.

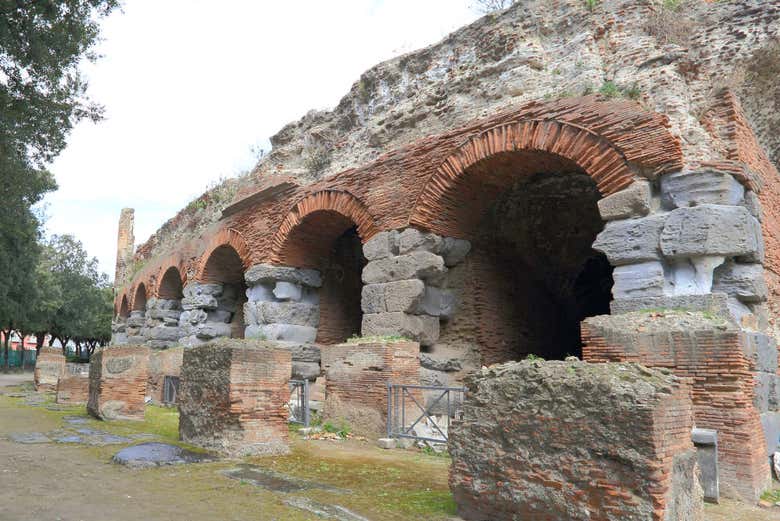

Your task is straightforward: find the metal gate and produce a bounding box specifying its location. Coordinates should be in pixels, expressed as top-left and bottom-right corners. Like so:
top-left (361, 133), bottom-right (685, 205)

top-left (163, 376), bottom-right (180, 405)
top-left (288, 379), bottom-right (310, 427)
top-left (386, 383), bottom-right (466, 443)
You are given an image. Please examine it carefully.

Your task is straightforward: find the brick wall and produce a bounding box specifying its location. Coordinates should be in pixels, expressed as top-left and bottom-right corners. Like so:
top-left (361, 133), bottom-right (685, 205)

top-left (34, 347), bottom-right (66, 392)
top-left (56, 363), bottom-right (90, 405)
top-left (582, 312), bottom-right (772, 502)
top-left (178, 339), bottom-right (291, 456)
top-left (321, 340), bottom-right (420, 435)
top-left (87, 345), bottom-right (149, 421)
top-left (147, 347), bottom-right (184, 403)
top-left (449, 360), bottom-right (702, 521)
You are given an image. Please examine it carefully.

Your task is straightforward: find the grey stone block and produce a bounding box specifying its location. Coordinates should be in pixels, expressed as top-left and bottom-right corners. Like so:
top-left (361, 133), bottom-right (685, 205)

top-left (246, 283), bottom-right (274, 302)
top-left (362, 251), bottom-right (445, 284)
top-left (363, 230), bottom-right (399, 261)
top-left (149, 326), bottom-right (181, 342)
top-left (126, 314), bottom-right (146, 328)
top-left (598, 180), bottom-right (651, 221)
top-left (384, 279), bottom-right (425, 313)
top-left (259, 301), bottom-right (319, 328)
top-left (661, 169), bottom-right (744, 209)
top-left (181, 294), bottom-right (218, 311)
top-left (292, 361), bottom-right (320, 380)
top-left (666, 256), bottom-right (725, 296)
top-left (660, 205), bottom-right (761, 260)
top-left (183, 283), bottom-right (223, 298)
top-left (243, 302), bottom-right (261, 326)
top-left (260, 324), bottom-right (318, 343)
top-left (743, 190), bottom-right (763, 222)
top-left (755, 373), bottom-right (780, 413)
top-left (420, 353), bottom-right (462, 372)
top-left (761, 412), bottom-right (780, 457)
top-left (361, 312), bottom-right (439, 346)
top-left (207, 310), bottom-right (233, 323)
top-left (194, 322), bottom-right (232, 340)
top-left (418, 286), bottom-right (457, 318)
top-left (610, 293), bottom-right (733, 320)
top-left (712, 262), bottom-right (768, 303)
top-left (741, 332), bottom-right (778, 374)
top-left (281, 342), bottom-right (321, 363)
top-left (273, 281), bottom-right (302, 301)
top-left (612, 261), bottom-right (665, 299)
top-left (361, 284), bottom-right (386, 314)
top-left (377, 438), bottom-right (395, 449)
top-left (691, 428), bottom-right (719, 503)
top-left (441, 237), bottom-right (471, 267)
top-left (111, 333), bottom-right (128, 345)
top-left (179, 309), bottom-right (207, 326)
top-left (244, 264), bottom-right (321, 288)
top-left (398, 228), bottom-right (443, 255)
top-left (592, 214), bottom-right (665, 266)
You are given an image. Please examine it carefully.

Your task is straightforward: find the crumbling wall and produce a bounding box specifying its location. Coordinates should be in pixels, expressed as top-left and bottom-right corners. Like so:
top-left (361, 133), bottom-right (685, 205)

top-left (88, 345), bottom-right (149, 421)
top-left (33, 347), bottom-right (66, 392)
top-left (147, 347), bottom-right (184, 404)
top-left (582, 311), bottom-right (773, 501)
top-left (449, 360), bottom-right (703, 521)
top-left (56, 363), bottom-right (90, 405)
top-left (178, 339), bottom-right (291, 456)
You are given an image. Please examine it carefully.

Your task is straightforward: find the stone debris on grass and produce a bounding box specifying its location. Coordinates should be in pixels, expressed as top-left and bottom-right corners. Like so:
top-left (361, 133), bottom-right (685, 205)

top-left (283, 497), bottom-right (371, 521)
top-left (8, 432), bottom-right (50, 444)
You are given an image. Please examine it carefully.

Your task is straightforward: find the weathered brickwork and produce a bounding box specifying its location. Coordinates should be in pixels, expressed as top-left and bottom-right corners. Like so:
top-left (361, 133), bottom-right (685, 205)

top-left (88, 345), bottom-right (149, 421)
top-left (34, 347), bottom-right (66, 392)
top-left (449, 360), bottom-right (702, 521)
top-left (321, 340), bottom-right (420, 435)
top-left (178, 339), bottom-right (291, 456)
top-left (147, 347), bottom-right (184, 404)
top-left (582, 312), bottom-right (772, 502)
top-left (56, 363), bottom-right (90, 405)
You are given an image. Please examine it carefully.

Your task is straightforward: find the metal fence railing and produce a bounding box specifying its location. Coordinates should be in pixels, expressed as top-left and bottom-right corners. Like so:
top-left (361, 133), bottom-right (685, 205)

top-left (289, 379), bottom-right (310, 427)
top-left (387, 383), bottom-right (466, 444)
top-left (0, 351), bottom-right (37, 368)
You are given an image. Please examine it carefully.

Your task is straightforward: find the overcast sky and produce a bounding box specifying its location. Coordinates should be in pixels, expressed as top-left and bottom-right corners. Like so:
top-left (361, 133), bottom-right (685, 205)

top-left (43, 0), bottom-right (480, 279)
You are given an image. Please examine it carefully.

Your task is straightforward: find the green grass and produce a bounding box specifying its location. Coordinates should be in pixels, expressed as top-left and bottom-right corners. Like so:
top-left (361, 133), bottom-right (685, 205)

top-left (761, 488), bottom-right (780, 503)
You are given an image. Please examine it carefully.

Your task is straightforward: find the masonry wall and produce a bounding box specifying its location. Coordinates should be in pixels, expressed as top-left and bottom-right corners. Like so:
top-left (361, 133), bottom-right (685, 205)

top-left (34, 347), bottom-right (66, 392)
top-left (582, 312), bottom-right (772, 502)
top-left (88, 345), bottom-right (149, 421)
top-left (449, 360), bottom-right (702, 521)
top-left (321, 340), bottom-right (420, 435)
top-left (147, 347), bottom-right (184, 404)
top-left (178, 339), bottom-right (291, 456)
top-left (56, 363), bottom-right (90, 405)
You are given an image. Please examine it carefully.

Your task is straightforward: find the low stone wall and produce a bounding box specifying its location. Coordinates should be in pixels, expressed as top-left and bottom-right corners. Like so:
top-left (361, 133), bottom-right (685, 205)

top-left (87, 345), bottom-right (149, 421)
top-left (147, 347), bottom-right (184, 404)
top-left (33, 347), bottom-right (66, 391)
top-left (178, 339), bottom-right (291, 456)
top-left (582, 311), bottom-right (772, 502)
top-left (56, 363), bottom-right (90, 405)
top-left (449, 360), bottom-right (702, 521)
top-left (321, 340), bottom-right (420, 435)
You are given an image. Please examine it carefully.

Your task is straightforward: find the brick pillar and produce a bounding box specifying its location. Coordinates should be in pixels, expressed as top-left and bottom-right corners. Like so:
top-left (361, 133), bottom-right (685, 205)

top-left (56, 363), bottom-right (90, 405)
top-left (88, 345), bottom-right (149, 421)
top-left (34, 347), bottom-right (66, 391)
top-left (114, 208), bottom-right (134, 289)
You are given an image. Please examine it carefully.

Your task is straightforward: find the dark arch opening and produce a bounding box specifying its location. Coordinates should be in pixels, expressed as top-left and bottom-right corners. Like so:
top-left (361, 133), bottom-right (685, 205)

top-left (201, 245), bottom-right (247, 339)
top-left (158, 267), bottom-right (184, 300)
top-left (435, 150), bottom-right (613, 365)
top-left (118, 295), bottom-right (130, 319)
top-left (132, 284), bottom-right (147, 312)
top-left (280, 210), bottom-right (366, 344)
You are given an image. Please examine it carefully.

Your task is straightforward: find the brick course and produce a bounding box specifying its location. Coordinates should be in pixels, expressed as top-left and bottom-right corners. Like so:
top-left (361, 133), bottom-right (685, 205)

top-left (56, 363), bottom-right (90, 405)
top-left (147, 347), bottom-right (184, 404)
top-left (88, 345), bottom-right (149, 421)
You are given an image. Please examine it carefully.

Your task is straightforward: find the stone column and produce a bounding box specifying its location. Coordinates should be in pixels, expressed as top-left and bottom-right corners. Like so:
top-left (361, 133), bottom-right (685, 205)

top-left (243, 264), bottom-right (321, 343)
top-left (178, 283), bottom-right (233, 347)
top-left (143, 297), bottom-right (183, 348)
top-left (360, 228), bottom-right (470, 346)
top-left (125, 310), bottom-right (146, 345)
top-left (110, 318), bottom-right (128, 345)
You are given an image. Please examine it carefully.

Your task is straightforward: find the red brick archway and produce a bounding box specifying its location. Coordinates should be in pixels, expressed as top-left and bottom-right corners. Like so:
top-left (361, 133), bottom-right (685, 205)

top-left (156, 264), bottom-right (185, 300)
top-left (117, 293), bottom-right (130, 318)
top-left (131, 283), bottom-right (147, 312)
top-left (195, 228), bottom-right (252, 283)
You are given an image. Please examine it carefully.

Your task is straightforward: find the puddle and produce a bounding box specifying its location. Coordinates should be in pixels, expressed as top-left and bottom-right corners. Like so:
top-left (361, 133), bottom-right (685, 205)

top-left (112, 442), bottom-right (216, 468)
top-left (54, 435), bottom-right (83, 444)
top-left (284, 497), bottom-right (371, 521)
top-left (9, 432), bottom-right (50, 444)
top-left (222, 464), bottom-right (344, 493)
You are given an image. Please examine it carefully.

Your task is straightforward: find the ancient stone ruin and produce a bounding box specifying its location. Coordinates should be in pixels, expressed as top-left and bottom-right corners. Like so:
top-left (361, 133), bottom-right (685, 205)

top-left (107, 0), bottom-right (780, 515)
top-left (34, 347), bottom-right (65, 392)
top-left (87, 345), bottom-right (149, 421)
top-left (56, 362), bottom-right (91, 405)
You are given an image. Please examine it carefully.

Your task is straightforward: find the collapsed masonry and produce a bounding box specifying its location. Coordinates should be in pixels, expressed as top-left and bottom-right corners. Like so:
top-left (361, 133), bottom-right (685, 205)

top-left (110, 0), bottom-right (780, 507)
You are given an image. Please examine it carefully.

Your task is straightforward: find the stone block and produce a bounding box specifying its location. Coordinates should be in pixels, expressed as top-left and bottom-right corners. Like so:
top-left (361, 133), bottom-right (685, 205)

top-left (88, 345), bottom-right (149, 421)
top-left (126, 314), bottom-right (146, 328)
top-left (597, 179), bottom-right (651, 220)
top-left (592, 213), bottom-right (665, 266)
top-left (244, 264), bottom-right (321, 288)
top-left (449, 360), bottom-right (702, 521)
top-left (377, 438), bottom-right (395, 449)
top-left (149, 326), bottom-right (181, 342)
top-left (610, 293), bottom-right (736, 323)
top-left (292, 361), bottom-right (320, 380)
top-left (397, 228), bottom-right (443, 255)
top-left (207, 310), bottom-right (233, 323)
top-left (660, 205), bottom-right (761, 260)
top-left (743, 190), bottom-right (762, 222)
top-left (441, 237), bottom-right (471, 267)
top-left (246, 283), bottom-right (274, 302)
top-left (741, 332), bottom-right (778, 374)
top-left (754, 372), bottom-right (780, 413)
top-left (361, 284), bottom-right (386, 314)
top-left (361, 312), bottom-right (439, 346)
top-left (56, 363), bottom-right (90, 405)
top-left (183, 283), bottom-right (223, 298)
top-left (418, 286), bottom-right (456, 318)
top-left (363, 230), bottom-right (399, 261)
top-left (712, 262), bottom-right (768, 303)
top-left (194, 322), bottom-right (232, 340)
top-left (260, 323), bottom-right (317, 343)
top-left (666, 255), bottom-right (726, 296)
top-left (34, 347), bottom-right (66, 391)
top-left (761, 412), bottom-right (780, 458)
top-left (178, 339), bottom-right (291, 456)
top-left (181, 294), bottom-right (218, 311)
top-left (259, 301), bottom-right (319, 327)
top-left (691, 428), bottom-right (719, 503)
top-left (611, 261), bottom-right (665, 299)
top-left (661, 169), bottom-right (744, 209)
top-left (362, 251), bottom-right (445, 284)
top-left (273, 281), bottom-right (302, 301)
top-left (383, 279), bottom-right (425, 313)
top-left (275, 342), bottom-right (321, 363)
top-left (179, 309), bottom-right (207, 325)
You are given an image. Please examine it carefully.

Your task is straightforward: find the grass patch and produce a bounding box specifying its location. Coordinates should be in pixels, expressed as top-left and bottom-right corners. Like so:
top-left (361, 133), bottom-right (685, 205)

top-left (761, 488), bottom-right (780, 503)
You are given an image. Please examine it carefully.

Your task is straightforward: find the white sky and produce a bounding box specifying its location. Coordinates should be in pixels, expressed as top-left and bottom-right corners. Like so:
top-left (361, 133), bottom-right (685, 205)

top-left (43, 0), bottom-right (480, 279)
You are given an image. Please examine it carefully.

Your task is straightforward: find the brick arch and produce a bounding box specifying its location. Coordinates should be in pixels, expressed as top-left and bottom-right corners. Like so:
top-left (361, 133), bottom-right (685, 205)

top-left (131, 283), bottom-right (148, 312)
top-left (270, 190), bottom-right (379, 266)
top-left (410, 118), bottom-right (663, 237)
top-left (156, 262), bottom-right (186, 300)
top-left (194, 228), bottom-right (252, 283)
top-left (116, 292), bottom-right (130, 318)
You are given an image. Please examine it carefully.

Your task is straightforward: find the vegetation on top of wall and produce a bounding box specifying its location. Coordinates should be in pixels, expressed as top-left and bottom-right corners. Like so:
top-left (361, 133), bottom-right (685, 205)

top-left (346, 335), bottom-right (411, 344)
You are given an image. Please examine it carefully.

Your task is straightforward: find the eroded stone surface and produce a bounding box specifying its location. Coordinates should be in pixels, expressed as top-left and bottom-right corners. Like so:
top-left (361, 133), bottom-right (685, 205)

top-left (112, 443), bottom-right (215, 468)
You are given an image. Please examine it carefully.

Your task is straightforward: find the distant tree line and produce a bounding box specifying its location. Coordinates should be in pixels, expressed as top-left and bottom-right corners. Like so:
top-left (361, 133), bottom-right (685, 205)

top-left (0, 1), bottom-right (119, 369)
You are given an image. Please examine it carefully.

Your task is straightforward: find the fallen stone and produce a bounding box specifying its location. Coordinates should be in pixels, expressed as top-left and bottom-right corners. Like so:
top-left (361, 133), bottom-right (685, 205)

top-left (377, 437), bottom-right (395, 449)
top-left (660, 205), bottom-right (761, 260)
top-left (597, 180), bottom-right (651, 220)
top-left (593, 213), bottom-right (665, 266)
top-left (611, 261), bottom-right (665, 299)
top-left (712, 261), bottom-right (768, 303)
top-left (112, 442), bottom-right (216, 468)
top-left (660, 169), bottom-right (744, 209)
top-left (245, 264), bottom-right (321, 288)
